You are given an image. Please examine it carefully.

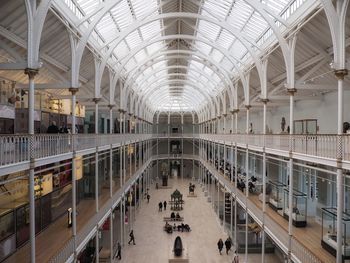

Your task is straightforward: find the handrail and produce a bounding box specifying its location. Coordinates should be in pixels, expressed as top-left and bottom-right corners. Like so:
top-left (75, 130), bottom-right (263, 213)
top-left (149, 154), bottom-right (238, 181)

top-left (0, 133), bottom-right (349, 168)
top-left (0, 134), bottom-right (152, 167)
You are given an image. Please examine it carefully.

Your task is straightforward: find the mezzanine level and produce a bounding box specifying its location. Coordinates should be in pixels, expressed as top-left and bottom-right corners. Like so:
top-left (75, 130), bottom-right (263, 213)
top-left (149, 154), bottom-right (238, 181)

top-left (1, 133), bottom-right (349, 173)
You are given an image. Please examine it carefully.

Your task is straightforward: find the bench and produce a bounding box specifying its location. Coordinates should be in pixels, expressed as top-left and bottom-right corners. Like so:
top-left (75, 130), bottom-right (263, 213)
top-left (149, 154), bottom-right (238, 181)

top-left (163, 217), bottom-right (184, 222)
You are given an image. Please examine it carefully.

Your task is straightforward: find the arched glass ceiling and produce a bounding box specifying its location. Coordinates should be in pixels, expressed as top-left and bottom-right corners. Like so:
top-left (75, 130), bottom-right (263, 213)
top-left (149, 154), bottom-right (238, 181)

top-left (64, 0), bottom-right (307, 112)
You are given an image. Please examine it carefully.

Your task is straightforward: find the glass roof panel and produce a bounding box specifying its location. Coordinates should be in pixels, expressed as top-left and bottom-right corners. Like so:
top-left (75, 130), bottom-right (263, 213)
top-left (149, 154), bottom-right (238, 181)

top-left (64, 0), bottom-right (308, 112)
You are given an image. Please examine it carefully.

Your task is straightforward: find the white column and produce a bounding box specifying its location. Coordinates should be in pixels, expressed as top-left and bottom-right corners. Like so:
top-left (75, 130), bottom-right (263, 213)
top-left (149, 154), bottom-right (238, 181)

top-left (25, 68), bottom-right (38, 263)
top-left (335, 69), bottom-right (347, 263)
top-left (261, 99), bottom-right (268, 263)
top-left (109, 213), bottom-right (113, 263)
top-left (223, 114), bottom-right (227, 134)
top-left (287, 89), bottom-right (296, 261)
top-left (69, 87), bottom-right (78, 255)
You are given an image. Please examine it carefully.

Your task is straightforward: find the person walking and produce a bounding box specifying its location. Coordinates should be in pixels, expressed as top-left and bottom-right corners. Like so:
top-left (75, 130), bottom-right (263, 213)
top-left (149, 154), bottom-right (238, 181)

top-left (158, 201), bottom-right (163, 211)
top-left (232, 250), bottom-right (239, 263)
top-left (225, 237), bottom-right (232, 255)
top-left (147, 193), bottom-right (150, 203)
top-left (163, 200), bottom-right (167, 210)
top-left (128, 230), bottom-right (136, 245)
top-left (217, 238), bottom-right (224, 255)
top-left (114, 242), bottom-right (121, 260)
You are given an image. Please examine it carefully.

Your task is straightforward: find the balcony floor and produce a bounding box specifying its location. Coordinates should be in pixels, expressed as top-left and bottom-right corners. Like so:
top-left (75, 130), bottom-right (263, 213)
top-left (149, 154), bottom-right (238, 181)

top-left (248, 194), bottom-right (335, 263)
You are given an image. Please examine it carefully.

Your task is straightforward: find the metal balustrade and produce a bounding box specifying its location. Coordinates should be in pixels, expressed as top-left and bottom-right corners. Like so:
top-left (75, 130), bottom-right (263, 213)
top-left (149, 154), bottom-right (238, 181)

top-left (49, 237), bottom-right (74, 263)
top-left (201, 134), bottom-right (350, 162)
top-left (0, 134), bottom-right (151, 167)
top-left (0, 135), bottom-right (29, 165)
top-left (0, 133), bottom-right (349, 168)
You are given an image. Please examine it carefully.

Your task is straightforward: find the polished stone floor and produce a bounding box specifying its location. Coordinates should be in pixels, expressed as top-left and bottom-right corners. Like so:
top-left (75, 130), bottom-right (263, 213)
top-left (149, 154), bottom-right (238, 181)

top-left (116, 177), bottom-right (282, 263)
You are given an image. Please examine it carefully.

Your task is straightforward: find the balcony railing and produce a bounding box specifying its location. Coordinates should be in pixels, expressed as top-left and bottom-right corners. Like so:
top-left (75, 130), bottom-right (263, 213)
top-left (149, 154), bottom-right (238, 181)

top-left (201, 134), bottom-right (350, 162)
top-left (0, 134), bottom-right (151, 167)
top-left (0, 133), bottom-right (349, 168)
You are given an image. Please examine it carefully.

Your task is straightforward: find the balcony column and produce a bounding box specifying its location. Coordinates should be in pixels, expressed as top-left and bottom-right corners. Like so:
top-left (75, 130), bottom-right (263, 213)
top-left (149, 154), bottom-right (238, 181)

top-left (217, 116), bottom-right (221, 135)
top-left (245, 104), bottom-right (251, 263)
top-left (223, 188), bottom-right (226, 228)
top-left (287, 88), bottom-right (296, 261)
top-left (217, 116), bottom-right (221, 133)
top-left (234, 140), bottom-right (238, 249)
top-left (24, 68), bottom-right (38, 263)
top-left (93, 98), bottom-right (101, 213)
top-left (121, 195), bottom-right (125, 245)
top-left (217, 181), bottom-right (220, 222)
top-left (230, 144), bottom-right (234, 183)
top-left (213, 118), bottom-right (216, 134)
top-left (109, 212), bottom-right (114, 263)
top-left (223, 142), bottom-right (226, 178)
top-left (181, 112), bottom-right (184, 180)
top-left (223, 113), bottom-right (227, 134)
top-left (261, 98), bottom-right (269, 263)
top-left (168, 112), bottom-right (170, 172)
top-left (335, 69), bottom-right (347, 263)
top-left (108, 105), bottom-right (114, 197)
top-left (192, 120), bottom-right (195, 180)
top-left (69, 87), bottom-right (79, 255)
top-left (230, 111), bottom-right (234, 134)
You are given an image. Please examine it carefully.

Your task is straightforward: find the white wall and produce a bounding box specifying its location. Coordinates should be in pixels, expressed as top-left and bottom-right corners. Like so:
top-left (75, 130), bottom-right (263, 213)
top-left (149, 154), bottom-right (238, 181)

top-left (223, 90), bottom-right (350, 134)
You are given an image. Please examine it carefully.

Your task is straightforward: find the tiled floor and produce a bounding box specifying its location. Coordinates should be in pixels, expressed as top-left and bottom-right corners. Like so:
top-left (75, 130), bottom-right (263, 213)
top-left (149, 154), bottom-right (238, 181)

top-left (117, 178), bottom-right (282, 263)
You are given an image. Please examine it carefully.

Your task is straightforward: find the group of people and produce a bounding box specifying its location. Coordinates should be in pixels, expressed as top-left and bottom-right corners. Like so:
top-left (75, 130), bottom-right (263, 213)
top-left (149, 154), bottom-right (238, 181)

top-left (158, 200), bottom-right (167, 211)
top-left (164, 221), bottom-right (191, 233)
top-left (46, 121), bottom-right (79, 134)
top-left (217, 237), bottom-right (239, 262)
top-left (170, 211), bottom-right (181, 220)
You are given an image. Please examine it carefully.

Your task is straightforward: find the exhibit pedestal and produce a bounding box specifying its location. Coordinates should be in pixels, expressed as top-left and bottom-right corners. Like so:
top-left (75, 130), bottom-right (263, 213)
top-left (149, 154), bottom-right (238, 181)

top-left (187, 192), bottom-right (197, 197)
top-left (169, 243), bottom-right (189, 263)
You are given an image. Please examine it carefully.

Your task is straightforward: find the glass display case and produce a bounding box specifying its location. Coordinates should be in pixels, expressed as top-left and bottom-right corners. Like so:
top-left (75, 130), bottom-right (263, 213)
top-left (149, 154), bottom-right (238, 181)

top-left (236, 216), bottom-right (275, 254)
top-left (321, 208), bottom-right (350, 260)
top-left (283, 188), bottom-right (307, 227)
top-left (268, 181), bottom-right (285, 211)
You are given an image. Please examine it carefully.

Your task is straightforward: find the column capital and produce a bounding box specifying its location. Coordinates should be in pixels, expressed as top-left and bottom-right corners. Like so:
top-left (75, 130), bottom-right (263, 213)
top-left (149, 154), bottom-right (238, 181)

top-left (334, 69), bottom-right (348, 80)
top-left (107, 104), bottom-right (115, 109)
top-left (69, 87), bottom-right (79, 95)
top-left (217, 116), bottom-right (221, 119)
top-left (24, 68), bottom-right (39, 79)
top-left (118, 108), bottom-right (126, 113)
top-left (287, 88), bottom-right (297, 95)
top-left (245, 105), bottom-right (251, 110)
top-left (261, 98), bottom-right (269, 104)
top-left (92, 97), bottom-right (101, 104)
top-left (222, 113), bottom-right (227, 117)
top-left (230, 109), bottom-right (239, 114)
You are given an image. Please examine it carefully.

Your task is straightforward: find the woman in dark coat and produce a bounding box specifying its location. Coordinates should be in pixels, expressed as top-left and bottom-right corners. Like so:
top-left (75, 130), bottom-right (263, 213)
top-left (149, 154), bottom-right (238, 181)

top-left (225, 237), bottom-right (232, 254)
top-left (217, 238), bottom-right (224, 255)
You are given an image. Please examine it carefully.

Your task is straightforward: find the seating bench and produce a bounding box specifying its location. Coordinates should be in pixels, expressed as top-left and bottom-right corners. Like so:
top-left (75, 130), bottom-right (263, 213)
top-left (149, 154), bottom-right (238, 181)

top-left (163, 217), bottom-right (184, 222)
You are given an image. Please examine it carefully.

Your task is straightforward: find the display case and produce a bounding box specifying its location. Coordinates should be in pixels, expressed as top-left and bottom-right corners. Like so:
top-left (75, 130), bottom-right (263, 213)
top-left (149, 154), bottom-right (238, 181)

top-left (321, 208), bottom-right (350, 260)
top-left (268, 181), bottom-right (285, 211)
top-left (283, 188), bottom-right (307, 227)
